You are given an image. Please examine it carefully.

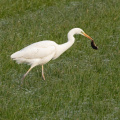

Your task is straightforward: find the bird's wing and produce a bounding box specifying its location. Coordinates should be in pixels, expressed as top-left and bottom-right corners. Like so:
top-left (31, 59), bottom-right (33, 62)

top-left (11, 46), bottom-right (56, 59)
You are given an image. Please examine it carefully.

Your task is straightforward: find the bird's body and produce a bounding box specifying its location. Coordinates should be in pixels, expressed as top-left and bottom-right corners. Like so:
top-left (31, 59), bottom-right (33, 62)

top-left (11, 41), bottom-right (57, 66)
top-left (11, 28), bottom-right (97, 81)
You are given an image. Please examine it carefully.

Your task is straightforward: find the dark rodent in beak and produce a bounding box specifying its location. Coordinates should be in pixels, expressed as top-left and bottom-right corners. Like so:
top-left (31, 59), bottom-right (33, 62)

top-left (91, 40), bottom-right (98, 50)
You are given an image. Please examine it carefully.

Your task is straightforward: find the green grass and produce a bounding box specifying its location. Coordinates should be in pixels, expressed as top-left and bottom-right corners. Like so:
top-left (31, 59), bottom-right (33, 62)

top-left (0, 0), bottom-right (120, 119)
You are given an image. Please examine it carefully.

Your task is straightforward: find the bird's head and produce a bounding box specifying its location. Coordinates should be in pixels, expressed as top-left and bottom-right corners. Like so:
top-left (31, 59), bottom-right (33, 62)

top-left (68, 28), bottom-right (98, 50)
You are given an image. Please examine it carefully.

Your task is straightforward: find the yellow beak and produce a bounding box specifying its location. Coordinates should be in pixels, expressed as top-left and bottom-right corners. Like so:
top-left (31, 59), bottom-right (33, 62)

top-left (83, 32), bottom-right (93, 41)
top-left (83, 32), bottom-right (98, 50)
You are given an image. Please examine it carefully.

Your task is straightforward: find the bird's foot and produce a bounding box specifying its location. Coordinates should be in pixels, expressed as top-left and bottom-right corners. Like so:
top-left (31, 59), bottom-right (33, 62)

top-left (42, 74), bottom-right (45, 80)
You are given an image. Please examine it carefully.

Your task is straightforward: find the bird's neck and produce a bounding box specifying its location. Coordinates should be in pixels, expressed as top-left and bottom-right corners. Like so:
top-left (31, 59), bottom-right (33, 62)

top-left (59, 29), bottom-right (76, 52)
top-left (53, 31), bottom-right (75, 59)
top-left (60, 34), bottom-right (75, 52)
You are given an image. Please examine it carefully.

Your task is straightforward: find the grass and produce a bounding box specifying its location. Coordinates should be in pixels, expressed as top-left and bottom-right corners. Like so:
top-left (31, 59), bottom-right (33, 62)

top-left (0, 0), bottom-right (120, 119)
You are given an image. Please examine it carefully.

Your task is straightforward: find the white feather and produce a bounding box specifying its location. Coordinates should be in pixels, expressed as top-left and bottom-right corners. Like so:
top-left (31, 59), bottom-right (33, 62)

top-left (11, 40), bottom-right (57, 66)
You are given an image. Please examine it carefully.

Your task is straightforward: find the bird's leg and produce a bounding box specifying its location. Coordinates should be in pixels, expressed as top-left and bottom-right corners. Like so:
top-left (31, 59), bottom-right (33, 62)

top-left (21, 66), bottom-right (34, 84)
top-left (42, 65), bottom-right (45, 80)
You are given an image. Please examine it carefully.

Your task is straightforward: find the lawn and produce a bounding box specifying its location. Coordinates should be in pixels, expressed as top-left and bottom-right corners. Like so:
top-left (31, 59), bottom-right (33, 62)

top-left (0, 0), bottom-right (120, 119)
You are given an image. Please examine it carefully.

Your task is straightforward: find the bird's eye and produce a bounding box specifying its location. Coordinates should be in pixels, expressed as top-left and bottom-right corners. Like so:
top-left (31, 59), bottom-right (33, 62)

top-left (81, 31), bottom-right (84, 34)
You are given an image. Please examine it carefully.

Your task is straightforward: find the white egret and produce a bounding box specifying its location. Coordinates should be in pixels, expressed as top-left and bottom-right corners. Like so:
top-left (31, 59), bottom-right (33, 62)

top-left (11, 28), bottom-right (97, 82)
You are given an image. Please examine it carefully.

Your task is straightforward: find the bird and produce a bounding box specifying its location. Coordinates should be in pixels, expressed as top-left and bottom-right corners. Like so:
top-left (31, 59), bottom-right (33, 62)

top-left (11, 28), bottom-right (98, 82)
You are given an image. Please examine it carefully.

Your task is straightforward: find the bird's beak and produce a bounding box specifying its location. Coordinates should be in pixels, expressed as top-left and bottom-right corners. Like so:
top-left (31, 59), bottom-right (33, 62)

top-left (83, 32), bottom-right (93, 40)
top-left (83, 32), bottom-right (98, 50)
